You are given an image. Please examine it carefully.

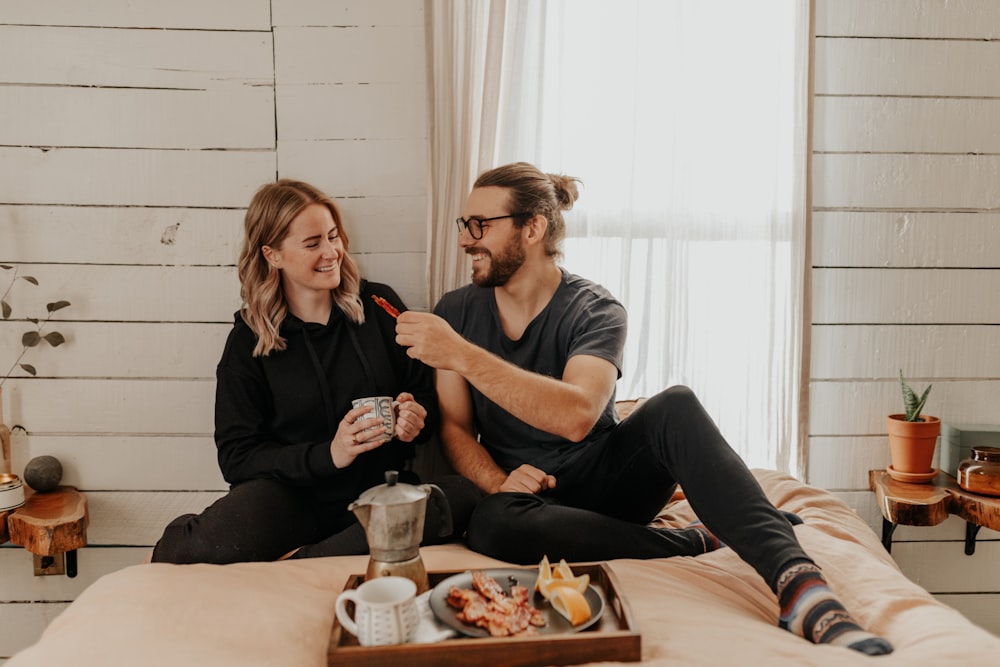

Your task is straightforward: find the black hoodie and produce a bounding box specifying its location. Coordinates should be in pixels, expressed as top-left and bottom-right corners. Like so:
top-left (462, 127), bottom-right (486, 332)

top-left (213, 281), bottom-right (437, 506)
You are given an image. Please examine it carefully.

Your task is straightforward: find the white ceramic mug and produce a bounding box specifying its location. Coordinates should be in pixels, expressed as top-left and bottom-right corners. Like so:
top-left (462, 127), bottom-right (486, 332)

top-left (351, 396), bottom-right (397, 442)
top-left (335, 576), bottom-right (418, 646)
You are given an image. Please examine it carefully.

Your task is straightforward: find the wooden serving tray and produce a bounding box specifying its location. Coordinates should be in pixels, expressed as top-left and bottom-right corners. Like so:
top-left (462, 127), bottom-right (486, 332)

top-left (328, 562), bottom-right (641, 667)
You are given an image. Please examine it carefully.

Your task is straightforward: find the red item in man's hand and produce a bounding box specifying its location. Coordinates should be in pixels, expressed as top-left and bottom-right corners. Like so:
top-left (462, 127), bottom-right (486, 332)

top-left (372, 295), bottom-right (400, 319)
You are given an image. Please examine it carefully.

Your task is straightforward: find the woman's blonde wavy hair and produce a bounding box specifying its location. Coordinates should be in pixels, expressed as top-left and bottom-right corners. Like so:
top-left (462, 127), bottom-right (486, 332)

top-left (238, 179), bottom-right (365, 357)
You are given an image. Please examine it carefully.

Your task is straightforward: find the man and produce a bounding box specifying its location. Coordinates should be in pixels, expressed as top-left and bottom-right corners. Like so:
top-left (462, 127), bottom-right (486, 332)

top-left (395, 162), bottom-right (892, 656)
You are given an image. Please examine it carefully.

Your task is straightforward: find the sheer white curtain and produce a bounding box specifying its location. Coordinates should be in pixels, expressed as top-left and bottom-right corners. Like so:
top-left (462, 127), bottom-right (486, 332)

top-left (425, 0), bottom-right (546, 304)
top-left (428, 1), bottom-right (809, 474)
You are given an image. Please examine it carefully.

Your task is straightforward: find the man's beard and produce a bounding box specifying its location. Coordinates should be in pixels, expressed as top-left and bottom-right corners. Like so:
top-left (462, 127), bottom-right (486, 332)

top-left (470, 234), bottom-right (526, 287)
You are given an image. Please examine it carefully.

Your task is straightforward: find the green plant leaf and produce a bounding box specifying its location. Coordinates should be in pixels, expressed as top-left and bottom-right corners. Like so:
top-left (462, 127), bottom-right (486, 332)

top-left (43, 331), bottom-right (66, 346)
top-left (3, 267), bottom-right (72, 381)
top-left (914, 384), bottom-right (932, 419)
top-left (899, 370), bottom-right (931, 421)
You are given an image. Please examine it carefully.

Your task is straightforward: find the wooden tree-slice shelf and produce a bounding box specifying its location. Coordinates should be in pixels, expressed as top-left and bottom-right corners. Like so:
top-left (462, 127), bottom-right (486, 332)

top-left (7, 486), bottom-right (89, 556)
top-left (869, 469), bottom-right (1000, 555)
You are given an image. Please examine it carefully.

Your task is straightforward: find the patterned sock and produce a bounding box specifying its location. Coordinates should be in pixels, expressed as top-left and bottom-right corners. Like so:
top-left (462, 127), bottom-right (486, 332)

top-left (686, 520), bottom-right (726, 551)
top-left (776, 560), bottom-right (893, 655)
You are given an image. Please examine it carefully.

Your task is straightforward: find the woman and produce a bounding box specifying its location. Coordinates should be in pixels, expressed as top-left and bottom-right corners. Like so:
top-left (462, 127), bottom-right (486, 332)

top-left (152, 179), bottom-right (478, 564)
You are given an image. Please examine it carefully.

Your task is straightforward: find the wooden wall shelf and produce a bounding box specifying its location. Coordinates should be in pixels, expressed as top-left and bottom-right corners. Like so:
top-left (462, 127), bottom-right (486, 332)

top-left (5, 486), bottom-right (88, 577)
top-left (869, 469), bottom-right (1000, 555)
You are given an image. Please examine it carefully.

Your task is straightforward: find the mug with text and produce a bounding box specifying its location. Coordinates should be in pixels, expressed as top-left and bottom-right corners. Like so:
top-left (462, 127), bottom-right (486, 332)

top-left (335, 575), bottom-right (418, 646)
top-left (351, 396), bottom-right (397, 442)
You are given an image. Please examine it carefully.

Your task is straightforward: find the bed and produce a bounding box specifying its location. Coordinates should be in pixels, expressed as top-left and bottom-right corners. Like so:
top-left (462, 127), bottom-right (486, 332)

top-left (8, 468), bottom-right (1000, 667)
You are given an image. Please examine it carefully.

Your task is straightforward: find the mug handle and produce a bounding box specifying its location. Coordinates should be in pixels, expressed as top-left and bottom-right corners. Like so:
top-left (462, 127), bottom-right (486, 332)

top-left (335, 589), bottom-right (360, 638)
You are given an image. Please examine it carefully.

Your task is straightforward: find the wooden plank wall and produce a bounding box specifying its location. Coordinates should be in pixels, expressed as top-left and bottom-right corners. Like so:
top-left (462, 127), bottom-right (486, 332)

top-left (810, 0), bottom-right (1000, 636)
top-left (0, 0), bottom-right (429, 659)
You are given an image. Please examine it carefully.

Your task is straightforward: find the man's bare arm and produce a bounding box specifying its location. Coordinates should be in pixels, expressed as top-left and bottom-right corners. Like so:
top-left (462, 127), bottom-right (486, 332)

top-left (459, 347), bottom-right (616, 442)
top-left (398, 311), bottom-right (617, 442)
top-left (435, 367), bottom-right (509, 493)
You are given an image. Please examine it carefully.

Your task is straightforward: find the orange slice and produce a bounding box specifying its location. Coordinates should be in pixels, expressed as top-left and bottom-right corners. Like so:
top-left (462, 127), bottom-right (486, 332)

top-left (536, 555), bottom-right (591, 603)
top-left (538, 574), bottom-right (590, 599)
top-left (549, 586), bottom-right (591, 626)
top-left (554, 558), bottom-right (575, 580)
top-left (535, 555), bottom-right (553, 593)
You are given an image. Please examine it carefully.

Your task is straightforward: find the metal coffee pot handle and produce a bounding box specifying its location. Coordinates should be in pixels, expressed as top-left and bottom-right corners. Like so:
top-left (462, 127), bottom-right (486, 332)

top-left (423, 483), bottom-right (453, 538)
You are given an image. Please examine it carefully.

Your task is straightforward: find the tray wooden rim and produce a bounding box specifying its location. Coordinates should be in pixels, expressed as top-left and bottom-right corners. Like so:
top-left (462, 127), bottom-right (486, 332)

top-left (328, 561), bottom-right (642, 667)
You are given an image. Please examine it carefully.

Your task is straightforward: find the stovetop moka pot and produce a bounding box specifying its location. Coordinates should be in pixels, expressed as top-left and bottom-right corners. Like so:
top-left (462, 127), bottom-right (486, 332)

top-left (348, 470), bottom-right (452, 593)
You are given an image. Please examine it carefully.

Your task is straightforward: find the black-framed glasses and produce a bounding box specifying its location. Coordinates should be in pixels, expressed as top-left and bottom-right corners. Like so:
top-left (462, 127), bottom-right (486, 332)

top-left (455, 213), bottom-right (531, 239)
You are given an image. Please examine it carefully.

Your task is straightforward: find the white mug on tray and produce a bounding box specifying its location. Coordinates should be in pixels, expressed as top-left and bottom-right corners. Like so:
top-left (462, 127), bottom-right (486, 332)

top-left (335, 575), bottom-right (418, 646)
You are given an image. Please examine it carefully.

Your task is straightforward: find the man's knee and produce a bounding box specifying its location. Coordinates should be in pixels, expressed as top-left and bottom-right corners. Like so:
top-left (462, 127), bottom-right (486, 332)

top-left (613, 386), bottom-right (701, 430)
top-left (466, 492), bottom-right (547, 558)
top-left (468, 492), bottom-right (537, 530)
top-left (640, 385), bottom-right (709, 421)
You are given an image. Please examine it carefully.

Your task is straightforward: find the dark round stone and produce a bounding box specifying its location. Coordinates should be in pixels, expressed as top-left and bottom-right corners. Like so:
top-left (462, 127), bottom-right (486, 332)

top-left (24, 455), bottom-right (63, 492)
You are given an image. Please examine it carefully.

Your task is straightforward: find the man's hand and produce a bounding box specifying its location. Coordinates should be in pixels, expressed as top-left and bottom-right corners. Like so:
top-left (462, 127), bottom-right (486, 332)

top-left (395, 311), bottom-right (466, 371)
top-left (498, 464), bottom-right (556, 494)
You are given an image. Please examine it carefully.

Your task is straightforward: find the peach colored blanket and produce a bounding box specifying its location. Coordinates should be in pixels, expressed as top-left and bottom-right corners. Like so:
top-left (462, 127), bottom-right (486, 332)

top-left (10, 469), bottom-right (1000, 667)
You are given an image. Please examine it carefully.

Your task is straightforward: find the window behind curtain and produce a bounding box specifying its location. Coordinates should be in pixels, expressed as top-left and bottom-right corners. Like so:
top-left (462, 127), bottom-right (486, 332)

top-left (493, 0), bottom-right (808, 472)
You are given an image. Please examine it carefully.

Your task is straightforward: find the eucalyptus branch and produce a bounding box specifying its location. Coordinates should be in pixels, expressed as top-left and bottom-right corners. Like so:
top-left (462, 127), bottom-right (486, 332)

top-left (1, 264), bottom-right (39, 319)
top-left (1, 265), bottom-right (71, 389)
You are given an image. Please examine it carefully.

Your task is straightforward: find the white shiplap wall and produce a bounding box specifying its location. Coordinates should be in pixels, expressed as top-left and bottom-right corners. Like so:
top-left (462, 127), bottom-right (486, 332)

top-left (810, 0), bottom-right (1000, 637)
top-left (0, 0), bottom-right (429, 659)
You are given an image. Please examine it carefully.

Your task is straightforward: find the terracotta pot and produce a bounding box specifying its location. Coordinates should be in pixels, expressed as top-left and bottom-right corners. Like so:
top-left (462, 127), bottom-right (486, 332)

top-left (887, 414), bottom-right (941, 478)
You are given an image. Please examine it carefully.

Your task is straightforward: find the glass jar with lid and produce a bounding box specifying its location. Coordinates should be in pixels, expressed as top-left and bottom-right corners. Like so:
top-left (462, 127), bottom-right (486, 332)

top-left (957, 446), bottom-right (1000, 497)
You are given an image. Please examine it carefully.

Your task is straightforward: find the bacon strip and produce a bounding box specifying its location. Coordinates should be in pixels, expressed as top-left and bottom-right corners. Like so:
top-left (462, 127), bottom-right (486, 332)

top-left (371, 295), bottom-right (400, 319)
top-left (446, 571), bottom-right (545, 637)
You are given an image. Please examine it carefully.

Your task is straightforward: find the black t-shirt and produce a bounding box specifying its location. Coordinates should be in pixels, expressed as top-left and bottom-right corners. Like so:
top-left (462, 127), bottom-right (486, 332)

top-left (434, 269), bottom-right (627, 475)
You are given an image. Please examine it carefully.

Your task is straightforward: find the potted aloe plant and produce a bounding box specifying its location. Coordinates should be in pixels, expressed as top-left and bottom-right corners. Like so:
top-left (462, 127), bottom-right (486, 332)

top-left (886, 371), bottom-right (940, 483)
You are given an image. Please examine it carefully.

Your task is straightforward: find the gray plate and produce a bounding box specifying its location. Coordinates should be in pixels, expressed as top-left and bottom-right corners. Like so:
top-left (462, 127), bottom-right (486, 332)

top-left (428, 567), bottom-right (605, 637)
